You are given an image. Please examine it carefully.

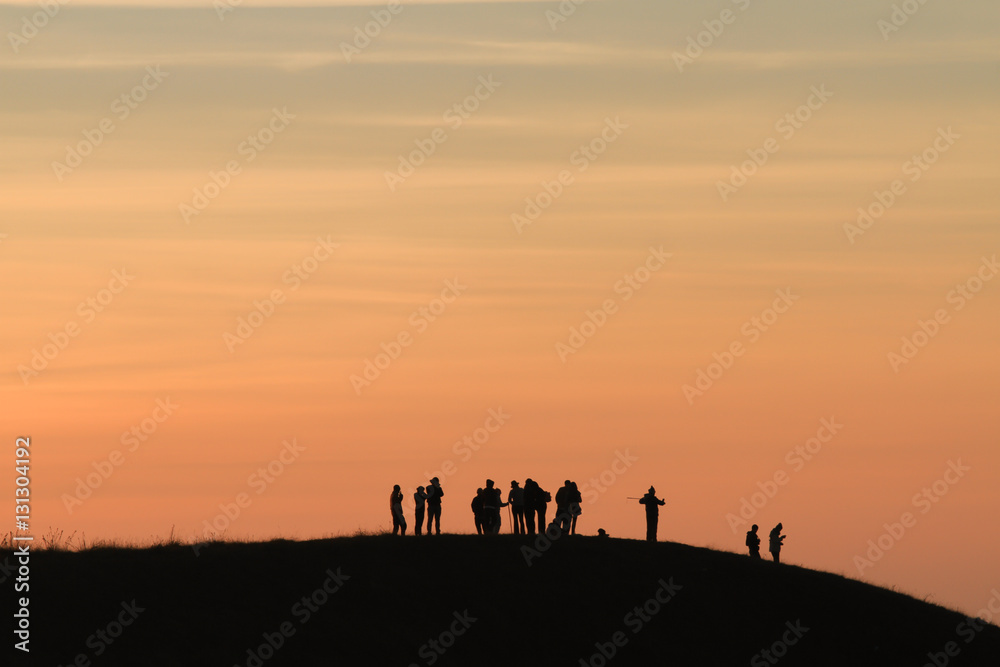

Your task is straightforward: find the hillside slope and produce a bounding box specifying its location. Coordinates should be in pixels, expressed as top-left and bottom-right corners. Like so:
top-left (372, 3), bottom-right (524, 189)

top-left (11, 535), bottom-right (1000, 666)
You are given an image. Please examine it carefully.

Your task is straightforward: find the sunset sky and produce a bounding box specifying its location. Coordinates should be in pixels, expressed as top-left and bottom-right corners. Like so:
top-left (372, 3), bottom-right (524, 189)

top-left (2, 0), bottom-right (998, 620)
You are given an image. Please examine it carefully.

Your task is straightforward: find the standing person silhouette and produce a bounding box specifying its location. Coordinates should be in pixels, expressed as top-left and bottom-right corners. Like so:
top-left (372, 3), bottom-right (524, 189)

top-left (769, 523), bottom-right (786, 563)
top-left (569, 481), bottom-right (583, 535)
top-left (535, 481), bottom-right (551, 533)
top-left (471, 488), bottom-right (485, 535)
top-left (413, 486), bottom-right (428, 536)
top-left (523, 479), bottom-right (538, 535)
top-left (555, 480), bottom-right (572, 533)
top-left (426, 477), bottom-right (443, 535)
top-left (638, 486), bottom-right (665, 542)
top-left (482, 479), bottom-right (506, 534)
top-left (390, 485), bottom-right (407, 535)
top-left (508, 480), bottom-right (526, 535)
top-left (746, 524), bottom-right (761, 558)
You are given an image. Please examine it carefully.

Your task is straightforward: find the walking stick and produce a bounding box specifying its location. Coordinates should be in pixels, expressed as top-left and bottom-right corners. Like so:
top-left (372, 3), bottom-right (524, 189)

top-left (507, 505), bottom-right (513, 534)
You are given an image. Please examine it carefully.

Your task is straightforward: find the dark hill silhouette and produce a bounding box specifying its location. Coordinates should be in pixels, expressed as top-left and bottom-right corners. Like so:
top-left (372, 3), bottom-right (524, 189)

top-left (12, 535), bottom-right (1000, 666)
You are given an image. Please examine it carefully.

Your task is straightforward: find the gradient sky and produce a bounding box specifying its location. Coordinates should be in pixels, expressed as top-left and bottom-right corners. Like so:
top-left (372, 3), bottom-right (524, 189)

top-left (2, 0), bottom-right (998, 620)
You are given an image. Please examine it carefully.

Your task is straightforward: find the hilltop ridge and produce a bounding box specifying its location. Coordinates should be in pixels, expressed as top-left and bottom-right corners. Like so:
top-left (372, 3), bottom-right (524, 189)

top-left (15, 534), bottom-right (1000, 666)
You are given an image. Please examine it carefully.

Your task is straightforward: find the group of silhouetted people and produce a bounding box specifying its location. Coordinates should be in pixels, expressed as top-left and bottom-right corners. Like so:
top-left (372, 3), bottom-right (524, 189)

top-left (746, 523), bottom-right (786, 562)
top-left (472, 478), bottom-right (583, 536)
top-left (390, 477), bottom-right (444, 536)
top-left (391, 480), bottom-right (790, 563)
top-left (392, 478), bottom-right (593, 537)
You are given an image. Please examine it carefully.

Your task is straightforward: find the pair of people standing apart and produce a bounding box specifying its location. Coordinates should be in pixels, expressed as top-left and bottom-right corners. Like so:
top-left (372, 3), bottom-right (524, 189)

top-left (746, 523), bottom-right (786, 562)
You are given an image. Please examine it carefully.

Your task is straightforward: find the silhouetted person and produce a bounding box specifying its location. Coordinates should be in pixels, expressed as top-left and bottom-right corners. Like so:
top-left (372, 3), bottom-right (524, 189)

top-left (413, 486), bottom-right (428, 536)
top-left (426, 477), bottom-right (443, 534)
top-left (508, 480), bottom-right (526, 535)
top-left (535, 481), bottom-right (551, 533)
top-left (746, 524), bottom-right (761, 559)
top-left (390, 484), bottom-right (406, 535)
top-left (569, 481), bottom-right (582, 535)
top-left (597, 528), bottom-right (610, 538)
top-left (523, 479), bottom-right (538, 535)
top-left (638, 486), bottom-right (665, 542)
top-left (555, 480), bottom-right (572, 533)
top-left (769, 523), bottom-right (786, 563)
top-left (471, 488), bottom-right (485, 535)
top-left (482, 479), bottom-right (506, 534)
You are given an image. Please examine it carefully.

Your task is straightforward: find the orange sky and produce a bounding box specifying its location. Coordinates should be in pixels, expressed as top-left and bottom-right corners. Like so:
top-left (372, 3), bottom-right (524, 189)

top-left (2, 0), bottom-right (999, 621)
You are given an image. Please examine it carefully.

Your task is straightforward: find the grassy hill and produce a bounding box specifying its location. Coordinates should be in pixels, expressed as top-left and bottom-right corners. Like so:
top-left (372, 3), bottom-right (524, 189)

top-left (9, 534), bottom-right (1000, 666)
